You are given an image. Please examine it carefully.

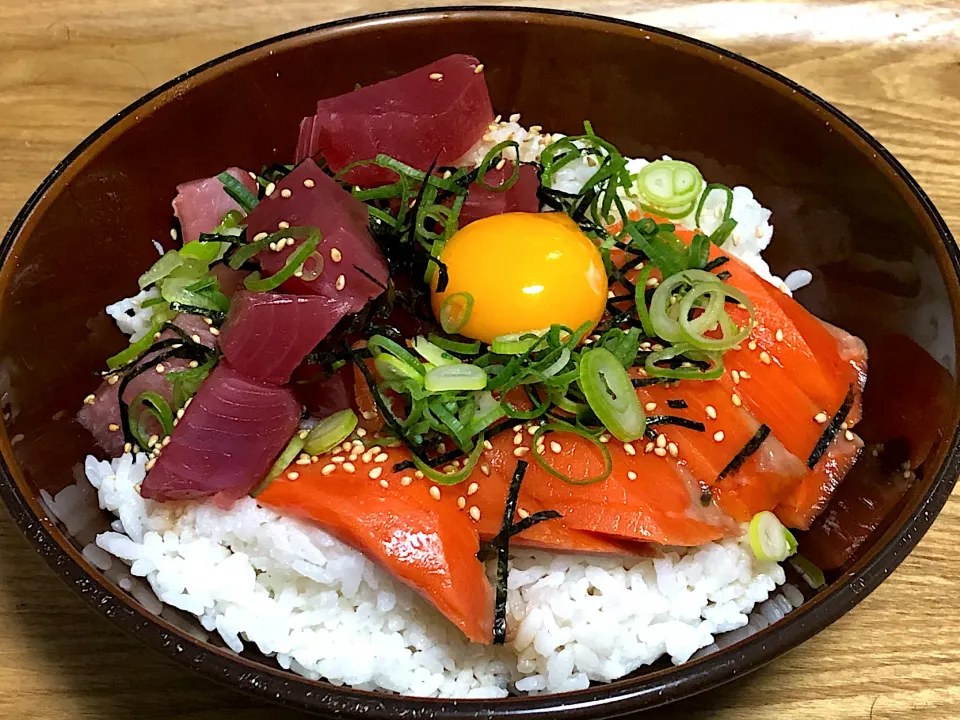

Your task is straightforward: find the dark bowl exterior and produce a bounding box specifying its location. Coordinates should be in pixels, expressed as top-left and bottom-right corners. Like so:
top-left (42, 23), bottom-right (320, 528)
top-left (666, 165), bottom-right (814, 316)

top-left (1, 7), bottom-right (958, 718)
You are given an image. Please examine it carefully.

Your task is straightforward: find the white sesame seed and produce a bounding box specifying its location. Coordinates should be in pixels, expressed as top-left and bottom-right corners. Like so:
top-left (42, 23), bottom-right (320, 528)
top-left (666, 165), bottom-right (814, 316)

top-left (343, 462), bottom-right (355, 473)
top-left (755, 226), bottom-right (764, 239)
top-left (627, 471), bottom-right (638, 481)
top-left (265, 182), bottom-right (276, 196)
top-left (83, 394), bottom-right (96, 405)
top-left (740, 370), bottom-right (751, 379)
top-left (147, 434), bottom-right (159, 448)
top-left (732, 393), bottom-right (742, 407)
top-left (759, 351), bottom-right (772, 365)
top-left (295, 456), bottom-right (311, 465)
top-left (287, 471), bottom-right (300, 480)
top-left (599, 434), bottom-right (610, 444)
top-left (414, 470), bottom-right (424, 479)
top-left (654, 447), bottom-right (667, 457)
top-left (514, 433), bottom-right (523, 445)
top-left (526, 425), bottom-right (539, 436)
top-left (374, 452), bottom-right (388, 463)
top-left (840, 422), bottom-right (849, 430)
top-left (714, 431), bottom-right (725, 442)
top-left (775, 329), bottom-right (784, 342)
top-left (747, 341), bottom-right (757, 351)
top-left (467, 482), bottom-right (479, 496)
top-left (474, 64), bottom-right (484, 74)
top-left (144, 458), bottom-right (156, 471)
top-left (624, 443), bottom-right (637, 456)
top-left (400, 476), bottom-right (413, 486)
top-left (356, 428), bottom-right (368, 437)
top-left (483, 440), bottom-right (493, 451)
top-left (732, 370), bottom-right (741, 384)
top-left (429, 72), bottom-right (443, 80)
top-left (378, 479), bottom-right (388, 489)
top-left (469, 506), bottom-right (481, 521)
top-left (368, 467), bottom-right (383, 480)
top-left (170, 227), bottom-right (178, 241)
top-left (209, 327), bottom-right (220, 337)
top-left (280, 188), bottom-right (292, 198)
top-left (480, 462), bottom-right (491, 476)
top-left (155, 364), bottom-right (166, 374)
top-left (188, 361), bottom-right (199, 369)
top-left (253, 232), bottom-right (269, 242)
top-left (457, 496), bottom-right (467, 509)
top-left (124, 442), bottom-right (133, 453)
top-left (644, 402), bottom-right (657, 412)
top-left (646, 276), bottom-right (660, 288)
top-left (550, 441), bottom-right (562, 454)
top-left (653, 434), bottom-right (665, 449)
top-left (278, 221), bottom-right (290, 230)
top-left (814, 412), bottom-right (829, 424)
top-left (335, 274), bottom-right (346, 290)
top-left (176, 408), bottom-right (185, 419)
top-left (513, 447), bottom-right (529, 457)
top-left (706, 405), bottom-right (717, 419)
top-left (107, 374), bottom-right (120, 385)
top-left (190, 334), bottom-right (201, 343)
top-left (303, 178), bottom-right (315, 188)
top-left (845, 430), bottom-right (855, 441)
top-left (321, 464), bottom-right (336, 475)
top-left (667, 442), bottom-right (679, 457)
top-left (645, 442), bottom-right (654, 453)
top-left (423, 486), bottom-right (439, 502)
top-left (518, 508), bottom-right (530, 519)
top-left (162, 436), bottom-right (171, 447)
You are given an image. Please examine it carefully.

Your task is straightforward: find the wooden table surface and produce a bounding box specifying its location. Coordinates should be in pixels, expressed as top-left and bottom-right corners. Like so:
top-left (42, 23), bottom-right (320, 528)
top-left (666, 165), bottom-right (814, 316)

top-left (2, 0), bottom-right (960, 717)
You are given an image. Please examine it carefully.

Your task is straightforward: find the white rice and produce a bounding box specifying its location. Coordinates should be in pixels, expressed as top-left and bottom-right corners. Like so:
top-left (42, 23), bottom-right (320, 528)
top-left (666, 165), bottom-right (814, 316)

top-left (78, 121), bottom-right (800, 697)
top-left (79, 453), bottom-right (787, 697)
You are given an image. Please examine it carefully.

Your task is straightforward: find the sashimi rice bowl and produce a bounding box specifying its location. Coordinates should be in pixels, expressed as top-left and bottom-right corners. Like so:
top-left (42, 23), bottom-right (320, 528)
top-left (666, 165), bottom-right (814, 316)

top-left (66, 54), bottom-right (876, 698)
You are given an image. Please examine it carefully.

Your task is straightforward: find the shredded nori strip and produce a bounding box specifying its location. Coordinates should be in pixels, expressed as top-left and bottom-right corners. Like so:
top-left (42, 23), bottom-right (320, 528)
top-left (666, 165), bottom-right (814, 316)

top-left (494, 460), bottom-right (528, 645)
top-left (717, 425), bottom-right (771, 480)
top-left (168, 302), bottom-right (226, 324)
top-left (352, 264), bottom-right (389, 292)
top-left (716, 270), bottom-right (732, 281)
top-left (646, 415), bottom-right (706, 432)
top-left (632, 376), bottom-right (665, 388)
top-left (807, 387), bottom-right (855, 468)
top-left (703, 256), bottom-right (730, 272)
top-left (489, 510), bottom-right (562, 547)
top-left (667, 399), bottom-right (688, 409)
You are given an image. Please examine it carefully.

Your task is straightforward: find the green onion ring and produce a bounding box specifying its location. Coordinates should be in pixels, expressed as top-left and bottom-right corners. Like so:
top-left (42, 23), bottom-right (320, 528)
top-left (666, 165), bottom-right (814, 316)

top-left (244, 228), bottom-right (321, 292)
top-left (411, 433), bottom-right (486, 485)
top-left (645, 343), bottom-right (725, 380)
top-left (304, 409), bottom-right (359, 455)
top-left (531, 423), bottom-right (612, 485)
top-left (439, 292), bottom-right (474, 334)
top-left (251, 434), bottom-right (305, 496)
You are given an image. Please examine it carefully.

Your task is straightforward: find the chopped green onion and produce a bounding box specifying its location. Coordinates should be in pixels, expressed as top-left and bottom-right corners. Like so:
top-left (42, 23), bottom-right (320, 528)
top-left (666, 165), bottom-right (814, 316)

top-left (139, 251), bottom-right (183, 289)
top-left (578, 347), bottom-right (646, 442)
top-left (244, 227), bottom-right (321, 292)
top-left (166, 356), bottom-right (215, 410)
top-left (161, 276), bottom-right (230, 313)
top-left (678, 282), bottom-right (753, 350)
top-left (491, 330), bottom-right (546, 355)
top-left (695, 183), bottom-right (734, 231)
top-left (411, 433), bottom-right (486, 485)
top-left (375, 354), bottom-right (424, 386)
top-left (790, 554), bottom-right (826, 590)
top-left (424, 364), bottom-right (487, 392)
top-left (369, 336), bottom-right (427, 375)
top-left (749, 511), bottom-right (798, 563)
top-left (251, 434), bottom-right (305, 496)
top-left (439, 292), bottom-right (473, 334)
top-left (531, 423), bottom-right (612, 485)
top-left (634, 160), bottom-right (703, 217)
top-left (476, 140), bottom-right (521, 192)
top-left (634, 264), bottom-right (657, 337)
top-left (645, 343), bottom-right (725, 380)
top-left (217, 171), bottom-right (259, 214)
top-left (304, 409), bottom-right (359, 455)
top-left (412, 336), bottom-right (460, 367)
top-left (107, 324), bottom-right (162, 369)
top-left (687, 233), bottom-right (711, 269)
top-left (128, 391), bottom-right (175, 449)
top-left (708, 217), bottom-right (738, 246)
top-left (427, 334), bottom-right (481, 355)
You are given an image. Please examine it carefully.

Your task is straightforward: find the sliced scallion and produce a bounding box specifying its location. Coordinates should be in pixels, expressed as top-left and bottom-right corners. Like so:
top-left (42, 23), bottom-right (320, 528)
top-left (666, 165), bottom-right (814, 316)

top-left (748, 510), bottom-right (798, 563)
top-left (578, 347), bottom-right (646, 442)
top-left (438, 292), bottom-right (473, 334)
top-left (491, 330), bottom-right (546, 355)
top-left (244, 227), bottom-right (321, 292)
top-left (412, 336), bottom-right (460, 367)
top-left (217, 171), bottom-right (259, 213)
top-left (531, 423), bottom-right (612, 485)
top-left (304, 409), bottom-right (359, 455)
top-left (424, 364), bottom-right (487, 392)
top-left (252, 434), bottom-right (305, 496)
top-left (139, 251), bottom-right (183, 289)
top-left (634, 160), bottom-right (703, 217)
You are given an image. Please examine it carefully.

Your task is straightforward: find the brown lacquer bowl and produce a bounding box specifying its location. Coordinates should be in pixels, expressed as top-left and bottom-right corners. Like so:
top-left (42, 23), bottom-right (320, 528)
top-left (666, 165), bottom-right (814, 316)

top-left (1, 7), bottom-right (957, 717)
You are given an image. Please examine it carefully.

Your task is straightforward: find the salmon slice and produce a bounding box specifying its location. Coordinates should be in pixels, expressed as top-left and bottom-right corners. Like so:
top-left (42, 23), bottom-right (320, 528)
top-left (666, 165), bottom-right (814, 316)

top-left (260, 463), bottom-right (494, 643)
top-left (774, 430), bottom-right (864, 530)
top-left (519, 431), bottom-right (736, 546)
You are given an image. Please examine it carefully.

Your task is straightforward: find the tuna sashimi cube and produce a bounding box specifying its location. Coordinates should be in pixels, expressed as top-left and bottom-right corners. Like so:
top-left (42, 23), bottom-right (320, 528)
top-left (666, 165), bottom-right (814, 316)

top-left (173, 167), bottom-right (257, 242)
top-left (295, 55), bottom-right (493, 187)
top-left (140, 364), bottom-right (301, 501)
top-left (220, 290), bottom-right (354, 386)
top-left (244, 163), bottom-right (388, 312)
top-left (459, 163), bottom-right (540, 227)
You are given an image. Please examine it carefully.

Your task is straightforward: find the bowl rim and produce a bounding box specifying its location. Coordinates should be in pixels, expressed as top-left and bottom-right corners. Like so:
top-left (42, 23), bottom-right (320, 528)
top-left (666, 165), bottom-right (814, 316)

top-left (2, 6), bottom-right (959, 717)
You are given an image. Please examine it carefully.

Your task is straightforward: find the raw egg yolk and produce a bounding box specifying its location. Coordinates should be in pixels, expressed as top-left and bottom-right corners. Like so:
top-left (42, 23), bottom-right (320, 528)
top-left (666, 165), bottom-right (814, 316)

top-left (430, 212), bottom-right (608, 344)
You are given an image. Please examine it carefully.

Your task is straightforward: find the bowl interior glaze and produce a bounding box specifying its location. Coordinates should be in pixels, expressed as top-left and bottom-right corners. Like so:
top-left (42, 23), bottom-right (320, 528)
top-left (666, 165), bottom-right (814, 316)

top-left (1, 7), bottom-right (958, 718)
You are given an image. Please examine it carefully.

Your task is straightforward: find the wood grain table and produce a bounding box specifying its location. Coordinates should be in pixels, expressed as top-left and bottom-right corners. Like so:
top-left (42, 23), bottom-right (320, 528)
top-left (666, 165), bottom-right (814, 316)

top-left (2, 1), bottom-right (960, 717)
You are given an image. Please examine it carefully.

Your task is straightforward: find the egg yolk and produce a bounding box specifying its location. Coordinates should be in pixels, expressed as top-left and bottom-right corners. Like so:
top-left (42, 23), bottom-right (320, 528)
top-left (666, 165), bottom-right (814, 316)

top-left (430, 212), bottom-right (608, 344)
